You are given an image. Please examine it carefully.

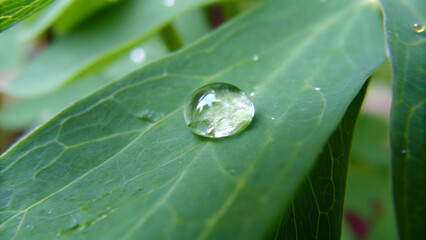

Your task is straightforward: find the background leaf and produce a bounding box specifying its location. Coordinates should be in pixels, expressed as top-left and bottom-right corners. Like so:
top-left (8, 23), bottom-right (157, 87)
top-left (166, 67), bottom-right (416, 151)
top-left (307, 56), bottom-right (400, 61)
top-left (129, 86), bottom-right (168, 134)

top-left (0, 35), bottom-right (169, 130)
top-left (271, 81), bottom-right (368, 239)
top-left (0, 0), bottom-right (385, 239)
top-left (380, 0), bottom-right (426, 238)
top-left (0, 0), bottom-right (54, 31)
top-left (4, 0), bottom-right (223, 97)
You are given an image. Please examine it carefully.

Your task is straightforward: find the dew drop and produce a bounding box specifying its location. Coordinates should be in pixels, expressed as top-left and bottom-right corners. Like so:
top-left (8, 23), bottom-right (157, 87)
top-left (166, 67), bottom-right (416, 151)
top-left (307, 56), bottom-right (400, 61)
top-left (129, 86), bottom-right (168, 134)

top-left (130, 48), bottom-right (146, 63)
top-left (253, 55), bottom-right (259, 61)
top-left (48, 209), bottom-right (54, 214)
top-left (250, 92), bottom-right (255, 96)
top-left (26, 225), bottom-right (34, 230)
top-left (314, 87), bottom-right (321, 91)
top-left (184, 83), bottom-right (255, 138)
top-left (164, 0), bottom-right (175, 7)
top-left (413, 23), bottom-right (424, 33)
top-left (402, 149), bottom-right (407, 154)
top-left (271, 117), bottom-right (275, 120)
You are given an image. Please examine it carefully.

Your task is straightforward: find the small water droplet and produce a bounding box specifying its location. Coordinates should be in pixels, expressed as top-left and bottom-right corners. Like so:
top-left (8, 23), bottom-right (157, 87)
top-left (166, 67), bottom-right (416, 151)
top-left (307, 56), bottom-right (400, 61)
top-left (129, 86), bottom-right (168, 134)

top-left (48, 209), bottom-right (54, 214)
top-left (253, 55), bottom-right (259, 61)
top-left (184, 83), bottom-right (255, 138)
top-left (250, 92), bottom-right (255, 96)
top-left (164, 0), bottom-right (175, 7)
top-left (402, 149), bottom-right (407, 154)
top-left (314, 87), bottom-right (321, 91)
top-left (271, 117), bottom-right (275, 120)
top-left (413, 23), bottom-right (424, 33)
top-left (26, 225), bottom-right (34, 230)
top-left (138, 109), bottom-right (164, 122)
top-left (17, 216), bottom-right (22, 220)
top-left (130, 48), bottom-right (146, 63)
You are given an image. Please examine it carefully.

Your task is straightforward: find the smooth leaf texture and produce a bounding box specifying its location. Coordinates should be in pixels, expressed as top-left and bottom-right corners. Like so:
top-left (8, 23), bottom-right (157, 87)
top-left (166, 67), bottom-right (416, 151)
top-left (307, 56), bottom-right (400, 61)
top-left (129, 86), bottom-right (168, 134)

top-left (0, 0), bottom-right (54, 31)
top-left (4, 0), bottom-right (221, 97)
top-left (0, 0), bottom-right (385, 239)
top-left (272, 82), bottom-right (368, 239)
top-left (380, 0), bottom-right (426, 239)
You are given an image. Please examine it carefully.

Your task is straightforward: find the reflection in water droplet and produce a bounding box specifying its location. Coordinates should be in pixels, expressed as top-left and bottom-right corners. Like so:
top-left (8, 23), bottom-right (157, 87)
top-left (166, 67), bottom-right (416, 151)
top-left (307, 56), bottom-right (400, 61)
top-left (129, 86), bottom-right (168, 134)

top-left (413, 23), bottom-right (424, 33)
top-left (184, 83), bottom-right (255, 138)
top-left (271, 117), bottom-right (275, 120)
top-left (402, 149), bottom-right (407, 154)
top-left (130, 48), bottom-right (146, 63)
top-left (253, 55), bottom-right (259, 61)
top-left (164, 0), bottom-right (175, 7)
top-left (315, 87), bottom-right (321, 91)
top-left (250, 92), bottom-right (255, 96)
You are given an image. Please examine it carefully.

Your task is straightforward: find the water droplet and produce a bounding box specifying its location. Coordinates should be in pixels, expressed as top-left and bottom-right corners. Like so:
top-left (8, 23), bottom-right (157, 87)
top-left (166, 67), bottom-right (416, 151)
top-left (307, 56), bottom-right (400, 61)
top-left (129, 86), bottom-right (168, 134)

top-left (26, 225), bottom-right (34, 230)
top-left (17, 216), bottom-right (22, 220)
top-left (314, 87), bottom-right (321, 91)
top-left (184, 83), bottom-right (255, 138)
top-left (402, 149), bottom-right (407, 154)
top-left (130, 48), bottom-right (146, 63)
top-left (271, 117), bottom-right (275, 120)
top-left (164, 0), bottom-right (175, 7)
top-left (250, 92), bottom-right (255, 96)
top-left (48, 209), bottom-right (54, 214)
top-left (253, 55), bottom-right (259, 61)
top-left (413, 23), bottom-right (424, 33)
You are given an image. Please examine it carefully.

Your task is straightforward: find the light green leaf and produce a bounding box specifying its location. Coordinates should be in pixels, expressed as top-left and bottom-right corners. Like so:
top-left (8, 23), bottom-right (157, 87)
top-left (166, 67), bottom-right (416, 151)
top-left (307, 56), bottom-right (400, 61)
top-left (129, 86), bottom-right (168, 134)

top-left (0, 0), bottom-right (385, 239)
top-left (272, 81), bottom-right (368, 239)
top-left (0, 0), bottom-right (54, 32)
top-left (380, 0), bottom-right (426, 239)
top-left (5, 0), bottom-right (221, 97)
top-left (0, 35), bottom-right (169, 130)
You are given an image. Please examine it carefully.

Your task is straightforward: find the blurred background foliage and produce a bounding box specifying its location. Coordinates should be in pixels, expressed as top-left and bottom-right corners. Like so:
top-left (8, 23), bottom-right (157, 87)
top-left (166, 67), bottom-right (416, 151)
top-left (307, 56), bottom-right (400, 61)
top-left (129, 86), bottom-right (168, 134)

top-left (0, 0), bottom-right (395, 239)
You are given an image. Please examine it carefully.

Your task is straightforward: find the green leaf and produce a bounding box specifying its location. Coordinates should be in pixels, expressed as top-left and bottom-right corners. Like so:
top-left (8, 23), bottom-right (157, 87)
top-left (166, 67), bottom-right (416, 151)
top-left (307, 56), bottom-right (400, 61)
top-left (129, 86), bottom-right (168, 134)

top-left (0, 35), bottom-right (169, 130)
top-left (271, 81), bottom-right (369, 239)
top-left (5, 0), bottom-right (221, 97)
top-left (0, 0), bottom-right (54, 32)
top-left (380, 0), bottom-right (426, 239)
top-left (0, 0), bottom-right (385, 239)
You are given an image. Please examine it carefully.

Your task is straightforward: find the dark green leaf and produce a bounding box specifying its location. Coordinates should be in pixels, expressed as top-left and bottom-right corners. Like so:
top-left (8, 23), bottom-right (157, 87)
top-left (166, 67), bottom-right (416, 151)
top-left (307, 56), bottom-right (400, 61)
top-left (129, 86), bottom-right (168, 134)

top-left (0, 0), bottom-right (385, 238)
top-left (0, 0), bottom-right (54, 32)
top-left (271, 81), bottom-right (368, 240)
top-left (380, 0), bottom-right (426, 238)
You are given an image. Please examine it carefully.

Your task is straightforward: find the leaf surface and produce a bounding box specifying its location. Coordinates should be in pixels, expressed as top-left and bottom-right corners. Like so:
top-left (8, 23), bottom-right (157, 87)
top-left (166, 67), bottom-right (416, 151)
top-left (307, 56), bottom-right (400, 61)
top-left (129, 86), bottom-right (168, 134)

top-left (272, 81), bottom-right (368, 239)
top-left (0, 0), bottom-right (54, 31)
top-left (0, 0), bottom-right (385, 239)
top-left (380, 0), bottom-right (426, 238)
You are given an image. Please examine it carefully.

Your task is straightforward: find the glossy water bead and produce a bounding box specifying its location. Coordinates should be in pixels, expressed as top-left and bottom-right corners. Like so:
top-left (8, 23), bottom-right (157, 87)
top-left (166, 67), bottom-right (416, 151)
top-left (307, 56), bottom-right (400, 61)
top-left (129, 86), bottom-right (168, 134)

top-left (184, 83), bottom-right (255, 138)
